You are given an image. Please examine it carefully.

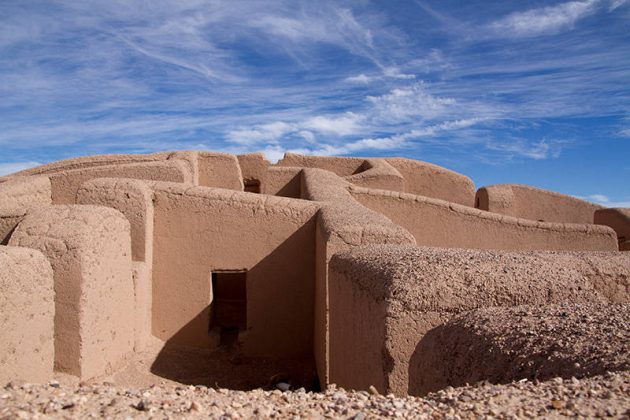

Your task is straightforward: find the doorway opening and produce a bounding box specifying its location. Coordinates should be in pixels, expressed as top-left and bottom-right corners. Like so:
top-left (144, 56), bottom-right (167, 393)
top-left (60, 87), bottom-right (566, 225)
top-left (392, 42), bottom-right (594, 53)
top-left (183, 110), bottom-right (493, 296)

top-left (211, 270), bottom-right (247, 346)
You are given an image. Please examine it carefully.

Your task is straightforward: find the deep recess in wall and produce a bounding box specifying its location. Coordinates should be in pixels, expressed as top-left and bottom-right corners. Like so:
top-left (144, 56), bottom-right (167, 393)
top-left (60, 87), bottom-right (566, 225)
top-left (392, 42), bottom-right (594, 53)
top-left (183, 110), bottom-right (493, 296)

top-left (211, 270), bottom-right (247, 346)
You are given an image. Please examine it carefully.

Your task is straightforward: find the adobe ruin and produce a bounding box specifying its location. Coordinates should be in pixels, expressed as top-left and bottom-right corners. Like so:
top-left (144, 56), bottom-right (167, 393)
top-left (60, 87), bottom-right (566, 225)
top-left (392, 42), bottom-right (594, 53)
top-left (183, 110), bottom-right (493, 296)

top-left (1, 151), bottom-right (629, 396)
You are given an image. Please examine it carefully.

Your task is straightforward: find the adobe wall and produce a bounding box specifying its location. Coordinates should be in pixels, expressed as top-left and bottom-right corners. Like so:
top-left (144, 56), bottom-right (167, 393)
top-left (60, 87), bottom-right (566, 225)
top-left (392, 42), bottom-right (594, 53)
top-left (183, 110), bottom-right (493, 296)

top-left (343, 159), bottom-right (405, 192)
top-left (476, 184), bottom-right (603, 224)
top-left (350, 187), bottom-right (617, 251)
top-left (385, 158), bottom-right (476, 207)
top-left (0, 176), bottom-right (52, 209)
top-left (595, 208), bottom-right (630, 250)
top-left (412, 303), bottom-right (630, 389)
top-left (7, 152), bottom-right (168, 176)
top-left (76, 178), bottom-right (155, 351)
top-left (328, 245), bottom-right (630, 396)
top-left (0, 246), bottom-right (54, 383)
top-left (237, 153), bottom-right (270, 189)
top-left (9, 205), bottom-right (135, 379)
top-left (196, 152), bottom-right (244, 190)
top-left (0, 176), bottom-right (52, 244)
top-left (301, 168), bottom-right (415, 387)
top-left (277, 153), bottom-right (366, 177)
top-left (150, 182), bottom-right (320, 358)
top-left (264, 167), bottom-right (303, 197)
top-left (0, 208), bottom-right (24, 245)
top-left (50, 160), bottom-right (194, 204)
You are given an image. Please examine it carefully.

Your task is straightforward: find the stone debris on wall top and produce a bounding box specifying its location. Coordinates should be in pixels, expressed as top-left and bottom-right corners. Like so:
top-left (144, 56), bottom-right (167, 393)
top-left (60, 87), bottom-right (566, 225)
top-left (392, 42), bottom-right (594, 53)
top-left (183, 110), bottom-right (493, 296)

top-left (0, 150), bottom-right (628, 407)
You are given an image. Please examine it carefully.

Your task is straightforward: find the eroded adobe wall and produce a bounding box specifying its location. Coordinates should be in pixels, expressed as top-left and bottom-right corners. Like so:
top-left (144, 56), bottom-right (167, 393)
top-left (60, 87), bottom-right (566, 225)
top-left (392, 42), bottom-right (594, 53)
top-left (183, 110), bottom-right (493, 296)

top-left (50, 160), bottom-right (193, 204)
top-left (301, 168), bottom-right (415, 387)
top-left (76, 178), bottom-right (155, 351)
top-left (237, 153), bottom-right (270, 188)
top-left (385, 158), bottom-right (476, 207)
top-left (476, 184), bottom-right (603, 224)
top-left (343, 159), bottom-right (405, 192)
top-left (351, 187), bottom-right (617, 251)
top-left (196, 152), bottom-right (244, 190)
top-left (595, 208), bottom-right (630, 250)
top-left (0, 176), bottom-right (52, 244)
top-left (0, 246), bottom-right (54, 383)
top-left (150, 182), bottom-right (320, 358)
top-left (6, 153), bottom-right (167, 177)
top-left (413, 303), bottom-right (630, 390)
top-left (9, 205), bottom-right (134, 379)
top-left (328, 245), bottom-right (630, 396)
top-left (277, 153), bottom-right (366, 177)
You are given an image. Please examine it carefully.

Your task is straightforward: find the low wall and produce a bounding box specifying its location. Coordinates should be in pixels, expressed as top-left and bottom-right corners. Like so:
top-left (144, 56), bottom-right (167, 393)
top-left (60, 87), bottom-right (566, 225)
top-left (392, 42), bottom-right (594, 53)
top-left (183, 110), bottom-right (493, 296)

top-left (50, 160), bottom-right (193, 204)
top-left (385, 158), bottom-right (475, 207)
top-left (277, 153), bottom-right (365, 177)
top-left (301, 168), bottom-right (415, 387)
top-left (476, 184), bottom-right (603, 224)
top-left (0, 246), bottom-right (54, 383)
top-left (595, 208), bottom-right (630, 250)
top-left (8, 153), bottom-right (167, 176)
top-left (328, 245), bottom-right (630, 396)
top-left (351, 187), bottom-right (617, 251)
top-left (77, 178), bottom-right (155, 351)
top-left (9, 205), bottom-right (135, 379)
top-left (238, 153), bottom-right (270, 189)
top-left (265, 167), bottom-right (303, 197)
top-left (197, 152), bottom-right (243, 190)
top-left (344, 159), bottom-right (405, 192)
top-left (150, 182), bottom-right (320, 358)
top-left (0, 176), bottom-right (52, 209)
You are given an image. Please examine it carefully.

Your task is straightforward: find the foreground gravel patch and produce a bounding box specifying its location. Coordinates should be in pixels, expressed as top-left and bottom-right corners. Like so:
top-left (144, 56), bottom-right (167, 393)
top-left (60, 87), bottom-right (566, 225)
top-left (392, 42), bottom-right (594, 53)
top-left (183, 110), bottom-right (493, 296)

top-left (1, 372), bottom-right (629, 419)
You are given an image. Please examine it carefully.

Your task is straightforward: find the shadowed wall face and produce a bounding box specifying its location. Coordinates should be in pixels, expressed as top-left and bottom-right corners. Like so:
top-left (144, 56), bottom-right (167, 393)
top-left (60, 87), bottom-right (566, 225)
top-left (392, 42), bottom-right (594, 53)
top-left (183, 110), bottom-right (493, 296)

top-left (151, 187), bottom-right (318, 358)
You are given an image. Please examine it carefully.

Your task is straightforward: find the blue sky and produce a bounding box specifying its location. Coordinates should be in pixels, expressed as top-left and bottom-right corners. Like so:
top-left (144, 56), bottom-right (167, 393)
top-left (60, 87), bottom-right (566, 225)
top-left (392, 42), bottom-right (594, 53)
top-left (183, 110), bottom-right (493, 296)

top-left (1, 0), bottom-right (629, 206)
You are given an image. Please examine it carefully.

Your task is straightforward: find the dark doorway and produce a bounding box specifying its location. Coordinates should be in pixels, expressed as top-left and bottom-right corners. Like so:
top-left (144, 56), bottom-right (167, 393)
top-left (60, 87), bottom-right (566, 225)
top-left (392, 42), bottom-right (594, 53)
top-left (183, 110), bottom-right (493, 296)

top-left (244, 179), bottom-right (261, 193)
top-left (211, 270), bottom-right (247, 345)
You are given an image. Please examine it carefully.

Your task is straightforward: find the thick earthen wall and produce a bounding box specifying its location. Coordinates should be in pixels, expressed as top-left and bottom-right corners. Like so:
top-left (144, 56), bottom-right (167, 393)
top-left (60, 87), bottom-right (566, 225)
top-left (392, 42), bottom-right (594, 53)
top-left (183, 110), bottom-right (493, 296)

top-left (7, 153), bottom-right (168, 177)
top-left (237, 153), bottom-right (270, 188)
top-left (476, 184), bottom-right (603, 224)
top-left (385, 158), bottom-right (476, 207)
top-left (150, 182), bottom-right (320, 358)
top-left (0, 176), bottom-right (52, 209)
top-left (343, 159), bottom-right (405, 192)
top-left (301, 168), bottom-right (415, 387)
top-left (76, 178), bottom-right (155, 351)
top-left (197, 152), bottom-right (244, 190)
top-left (50, 160), bottom-right (193, 204)
top-left (0, 246), bottom-right (55, 383)
top-left (277, 153), bottom-right (365, 177)
top-left (595, 208), bottom-right (630, 250)
top-left (351, 187), bottom-right (617, 251)
top-left (329, 245), bottom-right (630, 396)
top-left (9, 205), bottom-right (135, 379)
top-left (264, 167), bottom-right (303, 197)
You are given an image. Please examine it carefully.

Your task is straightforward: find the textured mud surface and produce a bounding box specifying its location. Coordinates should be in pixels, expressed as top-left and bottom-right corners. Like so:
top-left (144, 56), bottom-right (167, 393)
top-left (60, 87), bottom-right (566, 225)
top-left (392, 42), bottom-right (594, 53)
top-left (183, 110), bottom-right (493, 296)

top-left (413, 303), bottom-right (630, 390)
top-left (1, 372), bottom-right (629, 419)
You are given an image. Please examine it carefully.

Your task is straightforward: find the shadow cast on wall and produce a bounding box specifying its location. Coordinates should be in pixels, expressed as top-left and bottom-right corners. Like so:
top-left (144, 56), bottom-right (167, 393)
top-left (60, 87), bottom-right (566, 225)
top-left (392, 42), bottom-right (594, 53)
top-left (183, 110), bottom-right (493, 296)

top-left (150, 221), bottom-right (318, 391)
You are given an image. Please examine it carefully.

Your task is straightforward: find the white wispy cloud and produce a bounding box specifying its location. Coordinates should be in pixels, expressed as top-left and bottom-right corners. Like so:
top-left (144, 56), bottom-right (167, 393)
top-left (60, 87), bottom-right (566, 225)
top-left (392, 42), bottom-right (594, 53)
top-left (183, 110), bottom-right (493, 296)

top-left (487, 0), bottom-right (599, 38)
top-left (582, 194), bottom-right (630, 207)
top-left (0, 162), bottom-right (42, 176)
top-left (302, 113), bottom-right (364, 136)
top-left (485, 139), bottom-right (567, 160)
top-left (367, 83), bottom-right (456, 123)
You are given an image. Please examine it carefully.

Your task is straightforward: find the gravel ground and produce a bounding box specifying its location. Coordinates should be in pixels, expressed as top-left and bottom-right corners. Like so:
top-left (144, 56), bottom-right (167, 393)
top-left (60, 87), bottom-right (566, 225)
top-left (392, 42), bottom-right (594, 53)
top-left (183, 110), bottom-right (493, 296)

top-left (1, 371), bottom-right (629, 419)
